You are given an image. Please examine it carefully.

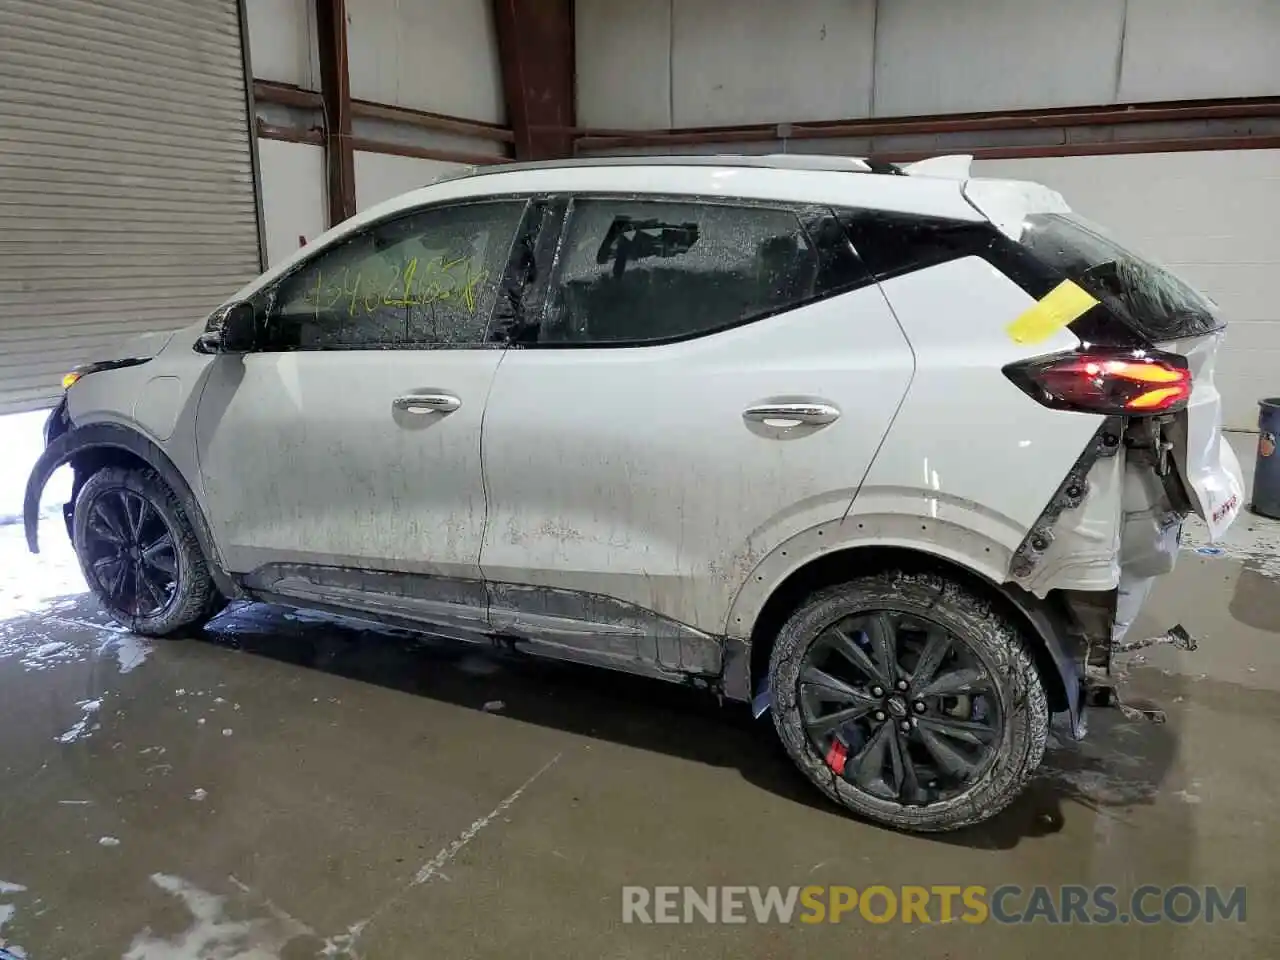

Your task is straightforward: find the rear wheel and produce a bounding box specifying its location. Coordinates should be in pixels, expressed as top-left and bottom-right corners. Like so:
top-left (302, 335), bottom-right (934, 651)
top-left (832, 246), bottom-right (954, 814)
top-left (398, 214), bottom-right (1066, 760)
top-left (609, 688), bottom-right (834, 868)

top-left (768, 570), bottom-right (1049, 833)
top-left (72, 466), bottom-right (221, 636)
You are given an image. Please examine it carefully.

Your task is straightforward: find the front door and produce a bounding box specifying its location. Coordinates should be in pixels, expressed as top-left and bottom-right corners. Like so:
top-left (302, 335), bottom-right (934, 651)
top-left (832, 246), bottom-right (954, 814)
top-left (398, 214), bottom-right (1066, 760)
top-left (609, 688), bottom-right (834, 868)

top-left (195, 197), bottom-right (529, 632)
top-left (478, 196), bottom-right (915, 672)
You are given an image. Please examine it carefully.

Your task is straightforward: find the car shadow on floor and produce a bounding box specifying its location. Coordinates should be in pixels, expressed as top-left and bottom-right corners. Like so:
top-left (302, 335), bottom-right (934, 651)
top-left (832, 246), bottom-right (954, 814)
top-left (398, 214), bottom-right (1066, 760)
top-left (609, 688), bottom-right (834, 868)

top-left (194, 601), bottom-right (1181, 850)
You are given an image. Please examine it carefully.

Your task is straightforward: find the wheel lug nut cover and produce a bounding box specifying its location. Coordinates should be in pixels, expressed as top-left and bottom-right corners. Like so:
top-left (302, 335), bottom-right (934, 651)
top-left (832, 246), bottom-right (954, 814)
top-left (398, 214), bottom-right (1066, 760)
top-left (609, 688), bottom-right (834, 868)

top-left (874, 710), bottom-right (886, 721)
top-left (896, 680), bottom-right (908, 691)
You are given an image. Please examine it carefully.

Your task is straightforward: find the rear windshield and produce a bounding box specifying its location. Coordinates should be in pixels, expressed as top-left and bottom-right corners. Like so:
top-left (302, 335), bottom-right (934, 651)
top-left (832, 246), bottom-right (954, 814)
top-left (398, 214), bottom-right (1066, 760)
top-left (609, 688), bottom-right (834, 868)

top-left (1019, 213), bottom-right (1223, 341)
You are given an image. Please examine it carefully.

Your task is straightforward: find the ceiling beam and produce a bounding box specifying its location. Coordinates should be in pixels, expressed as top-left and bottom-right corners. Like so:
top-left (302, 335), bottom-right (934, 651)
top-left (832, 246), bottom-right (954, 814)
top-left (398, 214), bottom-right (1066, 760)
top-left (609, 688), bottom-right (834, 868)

top-left (314, 0), bottom-right (356, 225)
top-left (493, 0), bottom-right (575, 160)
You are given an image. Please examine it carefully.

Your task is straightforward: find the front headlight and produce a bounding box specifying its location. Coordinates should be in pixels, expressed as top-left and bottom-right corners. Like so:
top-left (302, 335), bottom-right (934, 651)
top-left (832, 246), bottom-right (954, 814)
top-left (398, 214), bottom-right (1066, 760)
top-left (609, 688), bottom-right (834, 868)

top-left (62, 367), bottom-right (89, 390)
top-left (60, 357), bottom-right (152, 392)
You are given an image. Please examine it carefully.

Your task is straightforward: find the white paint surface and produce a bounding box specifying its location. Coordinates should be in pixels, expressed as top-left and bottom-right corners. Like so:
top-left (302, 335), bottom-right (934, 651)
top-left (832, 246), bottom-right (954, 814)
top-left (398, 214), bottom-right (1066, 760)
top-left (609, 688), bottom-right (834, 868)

top-left (974, 150), bottom-right (1280, 431)
top-left (256, 139), bottom-right (326, 269)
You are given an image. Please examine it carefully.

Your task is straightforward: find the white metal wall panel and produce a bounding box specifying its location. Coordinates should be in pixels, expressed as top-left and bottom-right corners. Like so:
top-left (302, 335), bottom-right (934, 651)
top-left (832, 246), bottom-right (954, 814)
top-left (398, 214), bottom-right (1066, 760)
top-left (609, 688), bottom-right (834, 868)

top-left (576, 0), bottom-right (672, 130)
top-left (872, 0), bottom-right (1126, 116)
top-left (353, 151), bottom-right (469, 212)
top-left (1118, 0), bottom-right (1280, 102)
top-left (0, 0), bottom-right (262, 414)
top-left (576, 0), bottom-right (1280, 127)
top-left (975, 151), bottom-right (1280, 431)
top-left (671, 0), bottom-right (875, 127)
top-left (258, 139), bottom-right (326, 268)
top-left (247, 0), bottom-right (318, 89)
top-left (347, 0), bottom-right (505, 124)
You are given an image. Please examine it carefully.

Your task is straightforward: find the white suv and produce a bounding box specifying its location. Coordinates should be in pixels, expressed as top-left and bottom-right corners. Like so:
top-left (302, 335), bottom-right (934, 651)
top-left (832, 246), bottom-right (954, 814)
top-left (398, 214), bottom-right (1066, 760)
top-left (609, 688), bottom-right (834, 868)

top-left (23, 154), bottom-right (1243, 832)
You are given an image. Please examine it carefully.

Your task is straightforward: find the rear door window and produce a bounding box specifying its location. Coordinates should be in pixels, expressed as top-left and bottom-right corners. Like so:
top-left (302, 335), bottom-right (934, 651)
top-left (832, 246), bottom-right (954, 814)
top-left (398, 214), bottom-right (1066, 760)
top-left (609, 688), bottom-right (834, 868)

top-left (535, 199), bottom-right (858, 345)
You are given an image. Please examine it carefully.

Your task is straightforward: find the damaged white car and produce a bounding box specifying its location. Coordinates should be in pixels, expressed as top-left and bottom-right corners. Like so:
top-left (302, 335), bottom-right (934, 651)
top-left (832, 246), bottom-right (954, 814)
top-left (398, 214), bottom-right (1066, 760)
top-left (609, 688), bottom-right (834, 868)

top-left (24, 154), bottom-right (1243, 832)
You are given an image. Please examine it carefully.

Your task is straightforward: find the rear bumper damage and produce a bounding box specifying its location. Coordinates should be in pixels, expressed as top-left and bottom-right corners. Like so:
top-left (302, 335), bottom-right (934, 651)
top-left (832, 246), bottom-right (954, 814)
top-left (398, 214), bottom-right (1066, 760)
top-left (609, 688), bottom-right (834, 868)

top-left (1011, 414), bottom-right (1215, 730)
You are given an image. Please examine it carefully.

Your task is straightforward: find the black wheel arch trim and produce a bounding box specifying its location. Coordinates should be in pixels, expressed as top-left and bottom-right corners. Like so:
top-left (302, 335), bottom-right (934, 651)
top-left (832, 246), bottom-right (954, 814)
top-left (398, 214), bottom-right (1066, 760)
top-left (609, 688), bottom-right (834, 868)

top-left (735, 561), bottom-right (1087, 741)
top-left (992, 579), bottom-right (1086, 740)
top-left (24, 422), bottom-right (242, 599)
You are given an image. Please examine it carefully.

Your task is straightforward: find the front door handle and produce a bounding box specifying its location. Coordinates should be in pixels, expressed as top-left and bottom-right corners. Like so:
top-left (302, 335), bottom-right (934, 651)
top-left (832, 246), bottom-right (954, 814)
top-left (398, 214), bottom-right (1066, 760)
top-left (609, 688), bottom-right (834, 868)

top-left (743, 402), bottom-right (841, 427)
top-left (393, 394), bottom-right (462, 415)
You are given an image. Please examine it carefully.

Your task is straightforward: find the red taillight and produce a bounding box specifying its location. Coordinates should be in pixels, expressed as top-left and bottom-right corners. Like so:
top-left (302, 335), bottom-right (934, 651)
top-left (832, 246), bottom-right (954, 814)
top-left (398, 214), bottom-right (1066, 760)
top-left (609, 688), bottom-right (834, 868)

top-left (1005, 350), bottom-right (1192, 415)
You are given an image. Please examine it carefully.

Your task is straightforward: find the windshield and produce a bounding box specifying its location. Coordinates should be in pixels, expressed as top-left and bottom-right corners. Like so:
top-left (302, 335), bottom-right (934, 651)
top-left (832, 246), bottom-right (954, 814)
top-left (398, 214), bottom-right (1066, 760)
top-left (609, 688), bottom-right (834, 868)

top-left (1019, 213), bottom-right (1223, 341)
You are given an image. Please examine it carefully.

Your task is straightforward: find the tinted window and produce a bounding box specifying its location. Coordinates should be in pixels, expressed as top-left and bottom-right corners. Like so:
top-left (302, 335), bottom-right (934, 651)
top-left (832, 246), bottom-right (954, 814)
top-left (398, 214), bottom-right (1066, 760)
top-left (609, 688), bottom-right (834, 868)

top-left (538, 200), bottom-right (823, 345)
top-left (838, 209), bottom-right (1002, 283)
top-left (260, 200), bottom-right (526, 350)
top-left (1019, 213), bottom-right (1223, 340)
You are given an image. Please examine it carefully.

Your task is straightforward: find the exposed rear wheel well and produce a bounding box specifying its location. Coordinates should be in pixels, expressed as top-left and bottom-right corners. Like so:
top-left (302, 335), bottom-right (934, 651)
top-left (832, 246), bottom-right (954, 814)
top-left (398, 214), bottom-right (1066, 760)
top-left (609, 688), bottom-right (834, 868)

top-left (748, 546), bottom-right (1070, 712)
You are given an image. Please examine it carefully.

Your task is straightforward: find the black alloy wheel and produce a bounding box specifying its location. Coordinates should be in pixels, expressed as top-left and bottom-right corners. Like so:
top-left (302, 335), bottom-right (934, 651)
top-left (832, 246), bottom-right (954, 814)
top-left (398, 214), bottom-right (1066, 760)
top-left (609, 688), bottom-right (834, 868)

top-left (72, 466), bottom-right (222, 637)
top-left (768, 572), bottom-right (1050, 833)
top-left (797, 611), bottom-right (1003, 806)
top-left (81, 487), bottom-right (179, 619)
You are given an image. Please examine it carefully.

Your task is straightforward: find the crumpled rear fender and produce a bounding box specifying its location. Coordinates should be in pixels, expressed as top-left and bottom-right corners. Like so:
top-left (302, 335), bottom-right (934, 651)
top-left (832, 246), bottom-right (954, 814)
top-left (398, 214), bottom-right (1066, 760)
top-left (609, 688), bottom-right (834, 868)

top-left (24, 421), bottom-right (241, 599)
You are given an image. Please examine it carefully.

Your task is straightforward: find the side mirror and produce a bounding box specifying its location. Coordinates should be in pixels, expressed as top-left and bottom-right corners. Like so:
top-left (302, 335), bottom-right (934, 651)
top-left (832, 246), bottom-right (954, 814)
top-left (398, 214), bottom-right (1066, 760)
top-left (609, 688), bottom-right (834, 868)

top-left (196, 301), bottom-right (256, 354)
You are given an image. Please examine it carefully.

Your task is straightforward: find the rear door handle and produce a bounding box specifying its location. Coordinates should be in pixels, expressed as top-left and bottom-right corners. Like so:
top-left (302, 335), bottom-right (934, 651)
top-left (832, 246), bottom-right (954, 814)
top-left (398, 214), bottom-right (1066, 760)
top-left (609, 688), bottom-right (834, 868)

top-left (743, 402), bottom-right (840, 426)
top-left (393, 393), bottom-right (462, 415)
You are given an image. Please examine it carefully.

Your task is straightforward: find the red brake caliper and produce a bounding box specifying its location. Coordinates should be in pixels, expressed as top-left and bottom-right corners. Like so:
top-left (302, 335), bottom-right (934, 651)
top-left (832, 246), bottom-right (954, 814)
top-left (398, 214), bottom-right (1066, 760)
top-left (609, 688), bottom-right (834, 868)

top-left (825, 739), bottom-right (849, 776)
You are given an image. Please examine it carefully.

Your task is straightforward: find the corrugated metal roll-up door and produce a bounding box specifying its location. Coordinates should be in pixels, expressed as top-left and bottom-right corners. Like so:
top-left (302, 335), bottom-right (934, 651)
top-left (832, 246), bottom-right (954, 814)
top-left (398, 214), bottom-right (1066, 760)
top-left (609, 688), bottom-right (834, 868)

top-left (0, 0), bottom-right (262, 414)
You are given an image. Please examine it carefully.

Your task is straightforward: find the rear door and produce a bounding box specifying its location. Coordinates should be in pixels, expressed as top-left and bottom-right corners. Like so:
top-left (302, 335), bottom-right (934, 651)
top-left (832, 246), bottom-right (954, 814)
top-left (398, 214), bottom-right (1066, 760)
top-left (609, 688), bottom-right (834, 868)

top-left (478, 196), bottom-right (915, 672)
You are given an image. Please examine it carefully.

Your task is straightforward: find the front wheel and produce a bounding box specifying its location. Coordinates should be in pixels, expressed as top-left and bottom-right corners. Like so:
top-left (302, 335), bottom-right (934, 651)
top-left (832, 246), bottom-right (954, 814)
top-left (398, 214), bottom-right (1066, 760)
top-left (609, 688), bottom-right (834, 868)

top-left (768, 570), bottom-right (1049, 833)
top-left (72, 466), bottom-right (221, 636)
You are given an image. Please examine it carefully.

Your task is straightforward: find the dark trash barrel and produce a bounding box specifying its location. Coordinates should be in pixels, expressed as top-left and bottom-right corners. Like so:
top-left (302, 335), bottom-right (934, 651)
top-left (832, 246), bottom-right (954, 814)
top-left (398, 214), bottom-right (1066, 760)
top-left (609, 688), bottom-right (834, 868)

top-left (1252, 398), bottom-right (1280, 519)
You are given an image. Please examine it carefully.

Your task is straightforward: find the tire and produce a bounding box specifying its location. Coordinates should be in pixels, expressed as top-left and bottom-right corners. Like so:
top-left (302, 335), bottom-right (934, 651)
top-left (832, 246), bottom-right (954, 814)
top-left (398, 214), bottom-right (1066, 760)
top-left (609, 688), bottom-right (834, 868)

top-left (72, 465), bottom-right (221, 637)
top-left (768, 570), bottom-right (1049, 833)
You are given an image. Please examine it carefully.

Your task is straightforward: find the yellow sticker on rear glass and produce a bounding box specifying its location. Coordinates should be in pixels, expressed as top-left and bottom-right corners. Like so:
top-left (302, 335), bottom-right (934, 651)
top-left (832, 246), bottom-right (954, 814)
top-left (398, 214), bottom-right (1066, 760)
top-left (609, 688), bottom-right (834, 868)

top-left (1005, 279), bottom-right (1099, 346)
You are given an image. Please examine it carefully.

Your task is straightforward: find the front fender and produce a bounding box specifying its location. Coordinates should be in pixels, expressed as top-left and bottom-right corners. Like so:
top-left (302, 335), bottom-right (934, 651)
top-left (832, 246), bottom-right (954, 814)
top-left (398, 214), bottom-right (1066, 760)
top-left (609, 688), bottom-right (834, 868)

top-left (23, 422), bottom-right (241, 599)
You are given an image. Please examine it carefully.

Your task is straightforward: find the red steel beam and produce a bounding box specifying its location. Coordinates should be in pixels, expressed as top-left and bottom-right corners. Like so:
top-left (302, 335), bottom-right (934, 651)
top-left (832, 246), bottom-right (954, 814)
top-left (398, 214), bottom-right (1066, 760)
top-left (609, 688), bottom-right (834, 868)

top-left (314, 0), bottom-right (356, 225)
top-left (493, 0), bottom-right (575, 160)
top-left (253, 80), bottom-right (325, 111)
top-left (567, 96), bottom-right (1280, 153)
top-left (348, 137), bottom-right (510, 167)
top-left (350, 100), bottom-right (516, 144)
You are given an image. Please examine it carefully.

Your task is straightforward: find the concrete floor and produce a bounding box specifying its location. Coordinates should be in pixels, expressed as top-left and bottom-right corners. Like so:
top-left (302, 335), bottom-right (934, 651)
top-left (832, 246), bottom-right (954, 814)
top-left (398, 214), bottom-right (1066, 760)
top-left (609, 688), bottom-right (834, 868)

top-left (1, 436), bottom-right (1277, 958)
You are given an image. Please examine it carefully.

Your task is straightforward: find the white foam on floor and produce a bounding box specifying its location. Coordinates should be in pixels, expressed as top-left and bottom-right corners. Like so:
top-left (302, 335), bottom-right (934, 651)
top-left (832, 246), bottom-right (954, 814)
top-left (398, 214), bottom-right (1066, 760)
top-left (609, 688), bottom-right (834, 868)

top-left (1181, 512), bottom-right (1280, 579)
top-left (56, 697), bottom-right (104, 745)
top-left (123, 874), bottom-right (311, 960)
top-left (0, 881), bottom-right (26, 960)
top-left (0, 523), bottom-right (87, 622)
